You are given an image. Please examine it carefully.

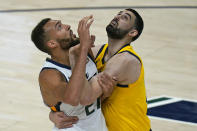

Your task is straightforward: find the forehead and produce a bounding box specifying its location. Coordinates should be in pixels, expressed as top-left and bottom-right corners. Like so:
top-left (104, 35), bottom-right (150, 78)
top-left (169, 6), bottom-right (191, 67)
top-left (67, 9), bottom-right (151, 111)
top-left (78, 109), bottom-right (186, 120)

top-left (43, 20), bottom-right (57, 31)
top-left (120, 10), bottom-right (136, 18)
top-left (119, 10), bottom-right (136, 24)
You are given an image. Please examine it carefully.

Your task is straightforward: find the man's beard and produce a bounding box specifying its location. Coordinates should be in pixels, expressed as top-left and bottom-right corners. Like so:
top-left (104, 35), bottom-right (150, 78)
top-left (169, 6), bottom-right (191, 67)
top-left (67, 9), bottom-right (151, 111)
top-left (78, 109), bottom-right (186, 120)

top-left (106, 24), bottom-right (130, 39)
top-left (57, 37), bottom-right (80, 50)
top-left (69, 37), bottom-right (80, 47)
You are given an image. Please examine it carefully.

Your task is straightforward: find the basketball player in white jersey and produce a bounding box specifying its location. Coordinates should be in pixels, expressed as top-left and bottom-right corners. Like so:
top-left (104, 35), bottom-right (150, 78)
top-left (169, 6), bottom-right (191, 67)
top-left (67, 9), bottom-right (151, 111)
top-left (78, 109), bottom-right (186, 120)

top-left (31, 15), bottom-right (116, 131)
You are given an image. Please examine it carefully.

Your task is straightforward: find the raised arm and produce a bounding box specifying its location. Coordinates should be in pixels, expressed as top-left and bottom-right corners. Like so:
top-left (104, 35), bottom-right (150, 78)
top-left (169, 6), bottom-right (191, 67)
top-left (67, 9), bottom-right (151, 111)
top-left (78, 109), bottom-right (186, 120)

top-left (69, 37), bottom-right (117, 105)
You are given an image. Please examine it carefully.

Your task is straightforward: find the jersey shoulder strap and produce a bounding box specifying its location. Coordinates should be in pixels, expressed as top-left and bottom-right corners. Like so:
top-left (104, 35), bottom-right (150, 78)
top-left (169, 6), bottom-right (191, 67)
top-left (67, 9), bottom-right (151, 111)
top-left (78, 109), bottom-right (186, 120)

top-left (117, 44), bottom-right (142, 63)
top-left (95, 44), bottom-right (108, 60)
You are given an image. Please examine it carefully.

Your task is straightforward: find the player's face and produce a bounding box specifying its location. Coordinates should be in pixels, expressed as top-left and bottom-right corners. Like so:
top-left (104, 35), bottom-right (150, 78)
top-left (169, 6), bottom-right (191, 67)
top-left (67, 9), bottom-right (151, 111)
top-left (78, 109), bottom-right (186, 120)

top-left (44, 20), bottom-right (79, 49)
top-left (106, 10), bottom-right (136, 39)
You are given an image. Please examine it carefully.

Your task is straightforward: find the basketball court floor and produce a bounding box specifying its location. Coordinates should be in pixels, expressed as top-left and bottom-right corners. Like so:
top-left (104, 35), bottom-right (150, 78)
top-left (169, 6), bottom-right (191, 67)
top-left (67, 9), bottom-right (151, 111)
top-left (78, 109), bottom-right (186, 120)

top-left (0, 0), bottom-right (197, 130)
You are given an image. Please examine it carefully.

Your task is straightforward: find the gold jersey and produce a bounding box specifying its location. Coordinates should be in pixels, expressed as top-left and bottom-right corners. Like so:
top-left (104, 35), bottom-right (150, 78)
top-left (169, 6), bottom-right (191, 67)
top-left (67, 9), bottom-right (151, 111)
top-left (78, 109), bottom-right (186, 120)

top-left (95, 44), bottom-right (151, 131)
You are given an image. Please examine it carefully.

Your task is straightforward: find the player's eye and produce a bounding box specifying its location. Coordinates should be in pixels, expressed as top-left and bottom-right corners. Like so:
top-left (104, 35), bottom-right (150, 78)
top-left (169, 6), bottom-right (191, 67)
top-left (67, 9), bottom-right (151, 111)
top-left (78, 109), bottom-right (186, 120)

top-left (58, 24), bottom-right (62, 30)
top-left (122, 15), bottom-right (128, 20)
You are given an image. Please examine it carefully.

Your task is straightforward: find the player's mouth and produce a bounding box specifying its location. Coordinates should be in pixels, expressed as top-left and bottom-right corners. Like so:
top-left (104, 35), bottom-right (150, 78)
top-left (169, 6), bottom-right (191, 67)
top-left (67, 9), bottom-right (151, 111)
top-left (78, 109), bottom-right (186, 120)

top-left (70, 29), bottom-right (76, 38)
top-left (110, 19), bottom-right (118, 27)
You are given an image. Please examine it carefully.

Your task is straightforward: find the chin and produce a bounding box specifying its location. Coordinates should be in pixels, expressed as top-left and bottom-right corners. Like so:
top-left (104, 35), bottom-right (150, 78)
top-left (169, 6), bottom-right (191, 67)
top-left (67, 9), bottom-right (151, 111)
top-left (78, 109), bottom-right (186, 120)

top-left (70, 38), bottom-right (80, 47)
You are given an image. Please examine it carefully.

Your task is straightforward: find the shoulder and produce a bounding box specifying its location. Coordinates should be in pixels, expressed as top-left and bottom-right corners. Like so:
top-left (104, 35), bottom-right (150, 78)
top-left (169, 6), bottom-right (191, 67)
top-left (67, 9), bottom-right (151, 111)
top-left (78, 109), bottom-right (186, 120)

top-left (116, 52), bottom-right (142, 83)
top-left (122, 52), bottom-right (141, 66)
top-left (39, 68), bottom-right (67, 106)
top-left (108, 52), bottom-right (141, 66)
top-left (105, 52), bottom-right (141, 83)
top-left (117, 52), bottom-right (141, 75)
top-left (39, 69), bottom-right (65, 87)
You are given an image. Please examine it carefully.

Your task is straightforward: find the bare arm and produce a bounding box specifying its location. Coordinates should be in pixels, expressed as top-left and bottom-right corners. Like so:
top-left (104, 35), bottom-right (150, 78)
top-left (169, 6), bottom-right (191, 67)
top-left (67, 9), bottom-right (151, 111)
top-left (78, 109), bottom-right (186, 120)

top-left (98, 52), bottom-right (141, 100)
top-left (80, 72), bottom-right (116, 105)
top-left (107, 52), bottom-right (141, 84)
top-left (69, 45), bottom-right (117, 106)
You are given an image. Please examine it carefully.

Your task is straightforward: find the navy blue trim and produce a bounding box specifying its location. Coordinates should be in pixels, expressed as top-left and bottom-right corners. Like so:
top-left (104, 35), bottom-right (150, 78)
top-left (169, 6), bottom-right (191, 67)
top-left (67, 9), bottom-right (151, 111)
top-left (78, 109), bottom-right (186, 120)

top-left (117, 83), bottom-right (129, 88)
top-left (102, 47), bottom-right (108, 64)
top-left (95, 44), bottom-right (105, 59)
top-left (51, 102), bottom-right (62, 112)
top-left (40, 67), bottom-right (57, 73)
top-left (88, 72), bottom-right (97, 81)
top-left (102, 44), bottom-right (130, 64)
top-left (46, 58), bottom-right (71, 70)
top-left (119, 51), bottom-right (141, 63)
top-left (118, 43), bottom-right (130, 51)
top-left (55, 102), bottom-right (62, 111)
top-left (111, 43), bottom-right (130, 57)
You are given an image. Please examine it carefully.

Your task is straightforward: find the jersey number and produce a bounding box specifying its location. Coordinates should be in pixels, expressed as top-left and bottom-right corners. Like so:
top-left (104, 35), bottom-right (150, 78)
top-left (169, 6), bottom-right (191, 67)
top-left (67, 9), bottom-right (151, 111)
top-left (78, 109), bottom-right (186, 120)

top-left (85, 98), bottom-right (101, 116)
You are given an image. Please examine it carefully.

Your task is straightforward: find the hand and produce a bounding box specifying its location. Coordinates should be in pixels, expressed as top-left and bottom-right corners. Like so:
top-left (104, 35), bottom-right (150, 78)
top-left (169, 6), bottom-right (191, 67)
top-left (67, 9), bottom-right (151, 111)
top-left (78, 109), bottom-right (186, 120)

top-left (77, 15), bottom-right (94, 51)
top-left (97, 72), bottom-right (117, 100)
top-left (49, 111), bottom-right (79, 129)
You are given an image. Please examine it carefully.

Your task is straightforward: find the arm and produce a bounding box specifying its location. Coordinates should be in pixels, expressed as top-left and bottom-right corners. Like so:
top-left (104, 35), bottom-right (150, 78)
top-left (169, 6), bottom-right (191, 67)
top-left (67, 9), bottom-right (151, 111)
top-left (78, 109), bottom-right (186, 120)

top-left (79, 72), bottom-right (116, 105)
top-left (105, 52), bottom-right (141, 84)
top-left (69, 46), bottom-right (117, 106)
top-left (62, 15), bottom-right (95, 105)
top-left (98, 52), bottom-right (141, 100)
top-left (68, 19), bottom-right (113, 105)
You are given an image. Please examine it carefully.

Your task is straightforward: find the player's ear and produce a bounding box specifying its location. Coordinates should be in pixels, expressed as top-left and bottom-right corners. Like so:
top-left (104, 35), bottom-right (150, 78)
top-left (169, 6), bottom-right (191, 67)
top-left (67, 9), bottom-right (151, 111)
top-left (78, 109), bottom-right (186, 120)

top-left (128, 29), bottom-right (138, 38)
top-left (46, 40), bottom-right (58, 49)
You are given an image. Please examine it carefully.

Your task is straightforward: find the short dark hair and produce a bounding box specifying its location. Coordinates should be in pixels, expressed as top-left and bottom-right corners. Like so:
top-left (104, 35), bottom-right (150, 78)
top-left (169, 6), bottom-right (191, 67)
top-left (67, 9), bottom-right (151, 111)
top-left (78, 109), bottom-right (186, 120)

top-left (126, 8), bottom-right (144, 41)
top-left (31, 18), bottom-right (51, 53)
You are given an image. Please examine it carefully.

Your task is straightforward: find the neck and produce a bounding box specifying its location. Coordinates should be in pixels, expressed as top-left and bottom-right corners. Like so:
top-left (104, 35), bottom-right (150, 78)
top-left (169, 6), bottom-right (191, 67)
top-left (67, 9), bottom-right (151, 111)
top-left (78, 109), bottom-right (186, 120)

top-left (50, 49), bottom-right (70, 66)
top-left (107, 37), bottom-right (129, 58)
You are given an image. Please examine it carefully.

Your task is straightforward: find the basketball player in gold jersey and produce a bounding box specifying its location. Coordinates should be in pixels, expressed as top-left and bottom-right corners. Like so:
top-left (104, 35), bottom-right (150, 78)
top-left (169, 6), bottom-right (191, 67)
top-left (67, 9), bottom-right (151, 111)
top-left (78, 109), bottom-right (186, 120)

top-left (50, 8), bottom-right (151, 131)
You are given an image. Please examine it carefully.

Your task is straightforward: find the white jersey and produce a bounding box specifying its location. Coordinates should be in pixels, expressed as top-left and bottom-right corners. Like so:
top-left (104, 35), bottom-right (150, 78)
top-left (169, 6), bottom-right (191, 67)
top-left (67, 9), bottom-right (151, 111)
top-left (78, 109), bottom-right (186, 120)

top-left (41, 56), bottom-right (108, 131)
